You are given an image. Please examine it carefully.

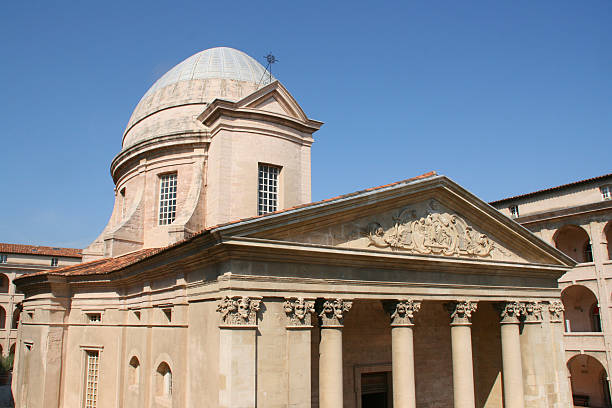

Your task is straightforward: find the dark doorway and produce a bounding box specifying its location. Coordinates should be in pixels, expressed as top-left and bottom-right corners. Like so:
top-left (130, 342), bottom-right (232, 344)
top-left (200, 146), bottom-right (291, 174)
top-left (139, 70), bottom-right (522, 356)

top-left (361, 371), bottom-right (391, 408)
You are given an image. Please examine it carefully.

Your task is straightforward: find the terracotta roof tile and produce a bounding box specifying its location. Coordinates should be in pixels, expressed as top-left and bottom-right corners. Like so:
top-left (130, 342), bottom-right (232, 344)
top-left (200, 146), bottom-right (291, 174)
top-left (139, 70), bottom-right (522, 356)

top-left (16, 171), bottom-right (438, 282)
top-left (0, 243), bottom-right (82, 258)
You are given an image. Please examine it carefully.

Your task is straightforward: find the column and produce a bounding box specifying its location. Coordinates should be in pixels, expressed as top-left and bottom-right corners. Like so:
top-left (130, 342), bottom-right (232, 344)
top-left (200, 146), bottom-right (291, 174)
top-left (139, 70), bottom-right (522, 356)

top-left (547, 301), bottom-right (574, 407)
top-left (317, 298), bottom-right (352, 408)
top-left (498, 301), bottom-right (525, 408)
top-left (520, 301), bottom-right (546, 408)
top-left (284, 298), bottom-right (315, 408)
top-left (217, 296), bottom-right (261, 408)
top-left (385, 299), bottom-right (421, 408)
top-left (446, 300), bottom-right (477, 408)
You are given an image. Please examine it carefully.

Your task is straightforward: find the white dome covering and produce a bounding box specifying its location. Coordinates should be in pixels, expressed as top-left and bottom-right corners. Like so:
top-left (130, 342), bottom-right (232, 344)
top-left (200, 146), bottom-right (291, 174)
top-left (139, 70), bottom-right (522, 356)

top-left (122, 47), bottom-right (275, 150)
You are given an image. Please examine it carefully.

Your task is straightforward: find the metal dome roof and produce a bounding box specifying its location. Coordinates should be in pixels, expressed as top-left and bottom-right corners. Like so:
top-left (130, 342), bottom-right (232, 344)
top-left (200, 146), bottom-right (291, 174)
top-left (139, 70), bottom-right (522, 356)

top-left (141, 47), bottom-right (274, 100)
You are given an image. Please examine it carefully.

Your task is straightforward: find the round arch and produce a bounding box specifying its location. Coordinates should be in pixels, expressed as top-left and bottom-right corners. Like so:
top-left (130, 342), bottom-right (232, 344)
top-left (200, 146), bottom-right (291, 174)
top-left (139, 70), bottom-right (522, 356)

top-left (554, 224), bottom-right (592, 263)
top-left (0, 306), bottom-right (6, 329)
top-left (567, 354), bottom-right (611, 407)
top-left (0, 274), bottom-right (9, 293)
top-left (604, 221), bottom-right (612, 260)
top-left (561, 285), bottom-right (601, 332)
top-left (12, 308), bottom-right (20, 330)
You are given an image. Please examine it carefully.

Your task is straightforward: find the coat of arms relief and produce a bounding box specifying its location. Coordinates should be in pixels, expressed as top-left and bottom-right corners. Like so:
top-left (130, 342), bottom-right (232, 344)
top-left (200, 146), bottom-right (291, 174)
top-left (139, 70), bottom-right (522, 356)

top-left (361, 200), bottom-right (512, 260)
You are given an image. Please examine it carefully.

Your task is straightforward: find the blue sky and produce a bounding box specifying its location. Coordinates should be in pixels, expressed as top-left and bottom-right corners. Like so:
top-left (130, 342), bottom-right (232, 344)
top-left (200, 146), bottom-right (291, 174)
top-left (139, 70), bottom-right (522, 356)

top-left (1, 1), bottom-right (610, 248)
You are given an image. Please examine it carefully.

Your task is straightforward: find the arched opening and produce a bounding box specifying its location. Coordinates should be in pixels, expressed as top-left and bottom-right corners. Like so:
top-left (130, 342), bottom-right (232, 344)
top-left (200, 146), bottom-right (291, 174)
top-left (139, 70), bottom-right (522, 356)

top-left (156, 362), bottom-right (172, 398)
top-left (11, 309), bottom-right (20, 330)
top-left (568, 354), bottom-right (611, 407)
top-left (554, 225), bottom-right (592, 263)
top-left (0, 307), bottom-right (5, 329)
top-left (9, 344), bottom-right (15, 356)
top-left (605, 222), bottom-right (612, 260)
top-left (129, 356), bottom-right (140, 386)
top-left (561, 285), bottom-right (601, 332)
top-left (0, 275), bottom-right (8, 293)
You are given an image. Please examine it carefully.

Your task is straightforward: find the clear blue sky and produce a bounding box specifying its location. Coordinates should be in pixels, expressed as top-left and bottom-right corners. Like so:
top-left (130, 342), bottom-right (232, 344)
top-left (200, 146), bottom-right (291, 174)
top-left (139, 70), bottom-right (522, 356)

top-left (1, 1), bottom-right (610, 248)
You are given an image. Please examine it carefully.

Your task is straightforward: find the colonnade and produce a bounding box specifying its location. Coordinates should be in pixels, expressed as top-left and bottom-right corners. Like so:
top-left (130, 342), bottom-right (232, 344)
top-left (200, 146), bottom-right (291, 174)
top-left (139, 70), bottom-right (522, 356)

top-left (216, 296), bottom-right (565, 408)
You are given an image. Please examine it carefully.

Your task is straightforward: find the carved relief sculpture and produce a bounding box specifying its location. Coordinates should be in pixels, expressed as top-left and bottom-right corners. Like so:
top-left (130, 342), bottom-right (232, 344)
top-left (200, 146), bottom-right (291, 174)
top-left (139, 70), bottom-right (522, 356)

top-left (385, 299), bottom-right (421, 326)
top-left (497, 301), bottom-right (526, 324)
top-left (317, 298), bottom-right (352, 327)
top-left (523, 301), bottom-right (543, 323)
top-left (547, 300), bottom-right (565, 323)
top-left (446, 300), bottom-right (478, 325)
top-left (216, 296), bottom-right (261, 326)
top-left (284, 298), bottom-right (315, 326)
top-left (365, 199), bottom-right (507, 259)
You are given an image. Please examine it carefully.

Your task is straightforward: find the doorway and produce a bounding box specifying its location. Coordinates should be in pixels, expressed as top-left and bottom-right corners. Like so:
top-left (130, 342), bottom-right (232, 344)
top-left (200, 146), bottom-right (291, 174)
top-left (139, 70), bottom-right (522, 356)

top-left (361, 371), bottom-right (392, 408)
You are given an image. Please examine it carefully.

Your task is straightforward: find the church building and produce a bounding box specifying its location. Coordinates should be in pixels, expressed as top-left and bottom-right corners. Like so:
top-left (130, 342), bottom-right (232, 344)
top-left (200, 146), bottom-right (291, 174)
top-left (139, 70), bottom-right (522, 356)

top-left (12, 47), bottom-right (576, 408)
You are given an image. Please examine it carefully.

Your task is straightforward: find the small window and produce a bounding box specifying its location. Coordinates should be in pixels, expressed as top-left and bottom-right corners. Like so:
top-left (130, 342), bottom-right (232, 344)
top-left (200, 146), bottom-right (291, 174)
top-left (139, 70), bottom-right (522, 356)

top-left (162, 308), bottom-right (172, 323)
top-left (120, 187), bottom-right (127, 219)
top-left (24, 342), bottom-right (33, 351)
top-left (509, 205), bottom-right (519, 218)
top-left (133, 310), bottom-right (141, 320)
top-left (158, 173), bottom-right (177, 225)
top-left (156, 362), bottom-right (172, 398)
top-left (602, 186), bottom-right (611, 200)
top-left (51, 257), bottom-right (58, 267)
top-left (258, 164), bottom-right (280, 215)
top-left (129, 356), bottom-right (140, 386)
top-left (86, 313), bottom-right (102, 323)
top-left (584, 242), bottom-right (594, 263)
top-left (84, 350), bottom-right (100, 408)
top-left (0, 254), bottom-right (6, 264)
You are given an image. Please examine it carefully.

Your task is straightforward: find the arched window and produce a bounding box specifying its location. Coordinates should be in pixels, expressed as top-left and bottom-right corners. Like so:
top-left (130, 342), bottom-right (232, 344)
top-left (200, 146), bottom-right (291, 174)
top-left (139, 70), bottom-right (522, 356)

top-left (0, 274), bottom-right (9, 293)
top-left (592, 305), bottom-right (602, 332)
top-left (561, 285), bottom-right (601, 332)
top-left (554, 225), bottom-right (592, 263)
top-left (604, 222), bottom-right (612, 260)
top-left (129, 356), bottom-right (140, 386)
top-left (12, 309), bottom-right (20, 330)
top-left (0, 306), bottom-right (6, 329)
top-left (156, 362), bottom-right (172, 398)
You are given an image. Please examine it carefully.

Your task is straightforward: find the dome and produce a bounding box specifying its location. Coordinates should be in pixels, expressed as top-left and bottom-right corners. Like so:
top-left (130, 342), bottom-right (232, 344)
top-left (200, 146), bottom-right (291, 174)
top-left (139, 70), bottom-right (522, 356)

top-left (122, 47), bottom-right (275, 150)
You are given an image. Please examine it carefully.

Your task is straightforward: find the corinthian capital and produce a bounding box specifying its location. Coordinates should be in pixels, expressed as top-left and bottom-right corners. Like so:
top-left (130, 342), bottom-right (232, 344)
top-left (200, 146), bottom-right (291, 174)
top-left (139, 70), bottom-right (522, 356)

top-left (445, 301), bottom-right (478, 325)
top-left (317, 298), bottom-right (352, 327)
top-left (497, 301), bottom-right (525, 324)
top-left (547, 301), bottom-right (565, 323)
top-left (523, 301), bottom-right (543, 323)
top-left (384, 299), bottom-right (421, 326)
top-left (216, 296), bottom-right (261, 326)
top-left (284, 298), bottom-right (315, 326)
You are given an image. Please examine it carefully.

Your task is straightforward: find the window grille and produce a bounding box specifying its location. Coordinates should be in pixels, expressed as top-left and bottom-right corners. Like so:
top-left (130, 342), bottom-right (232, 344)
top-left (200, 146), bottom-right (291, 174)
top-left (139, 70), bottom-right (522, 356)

top-left (158, 174), bottom-right (177, 225)
top-left (84, 350), bottom-right (100, 408)
top-left (86, 313), bottom-right (101, 323)
top-left (258, 164), bottom-right (279, 215)
top-left (51, 257), bottom-right (58, 267)
top-left (509, 205), bottom-right (519, 218)
top-left (0, 254), bottom-right (6, 264)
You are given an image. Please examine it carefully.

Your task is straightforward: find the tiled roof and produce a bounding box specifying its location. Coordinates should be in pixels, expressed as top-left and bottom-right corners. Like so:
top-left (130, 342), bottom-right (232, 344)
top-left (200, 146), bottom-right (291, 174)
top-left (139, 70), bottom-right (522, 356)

top-left (16, 171), bottom-right (438, 282)
top-left (490, 173), bottom-right (612, 205)
top-left (0, 243), bottom-right (82, 258)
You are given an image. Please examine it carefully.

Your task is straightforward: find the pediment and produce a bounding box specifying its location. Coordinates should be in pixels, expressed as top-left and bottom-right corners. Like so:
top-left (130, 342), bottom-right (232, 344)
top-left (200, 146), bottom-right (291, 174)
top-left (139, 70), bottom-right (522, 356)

top-left (276, 198), bottom-right (527, 263)
top-left (249, 95), bottom-right (297, 117)
top-left (239, 82), bottom-right (308, 121)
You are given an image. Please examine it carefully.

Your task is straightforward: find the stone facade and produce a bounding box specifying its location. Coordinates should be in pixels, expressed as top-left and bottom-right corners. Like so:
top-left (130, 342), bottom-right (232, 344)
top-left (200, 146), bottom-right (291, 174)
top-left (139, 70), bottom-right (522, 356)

top-left (492, 174), bottom-right (612, 407)
top-left (10, 47), bottom-right (583, 408)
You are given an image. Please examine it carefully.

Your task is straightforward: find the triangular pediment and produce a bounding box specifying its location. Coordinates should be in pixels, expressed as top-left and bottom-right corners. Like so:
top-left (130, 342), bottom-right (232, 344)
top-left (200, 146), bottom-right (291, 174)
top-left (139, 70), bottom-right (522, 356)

top-left (239, 82), bottom-right (308, 121)
top-left (216, 174), bottom-right (575, 268)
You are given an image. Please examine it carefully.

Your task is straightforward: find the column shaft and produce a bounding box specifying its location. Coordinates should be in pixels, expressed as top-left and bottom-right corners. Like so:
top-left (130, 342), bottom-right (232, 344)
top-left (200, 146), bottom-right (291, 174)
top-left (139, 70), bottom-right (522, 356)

top-left (501, 323), bottom-right (525, 408)
top-left (451, 324), bottom-right (476, 408)
top-left (391, 326), bottom-right (416, 408)
top-left (287, 328), bottom-right (311, 408)
top-left (319, 327), bottom-right (343, 408)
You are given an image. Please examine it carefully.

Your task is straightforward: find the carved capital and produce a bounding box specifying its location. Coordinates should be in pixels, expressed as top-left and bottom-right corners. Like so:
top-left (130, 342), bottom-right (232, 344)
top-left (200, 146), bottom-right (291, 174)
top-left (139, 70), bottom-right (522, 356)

top-left (496, 301), bottom-right (525, 324)
top-left (445, 301), bottom-right (477, 325)
top-left (317, 298), bottom-right (352, 327)
top-left (384, 299), bottom-right (421, 326)
top-left (284, 298), bottom-right (315, 326)
top-left (216, 296), bottom-right (261, 326)
top-left (523, 301), bottom-right (543, 323)
top-left (547, 301), bottom-right (565, 323)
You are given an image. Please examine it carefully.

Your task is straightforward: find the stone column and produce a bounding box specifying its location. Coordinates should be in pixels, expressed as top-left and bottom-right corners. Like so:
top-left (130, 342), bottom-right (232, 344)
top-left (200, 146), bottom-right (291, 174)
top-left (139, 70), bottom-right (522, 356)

top-left (446, 301), bottom-right (478, 408)
top-left (317, 298), bottom-right (352, 408)
top-left (284, 298), bottom-right (315, 408)
top-left (520, 301), bottom-right (547, 408)
top-left (498, 301), bottom-right (526, 408)
top-left (217, 296), bottom-right (261, 408)
top-left (385, 299), bottom-right (421, 408)
top-left (547, 301), bottom-right (574, 407)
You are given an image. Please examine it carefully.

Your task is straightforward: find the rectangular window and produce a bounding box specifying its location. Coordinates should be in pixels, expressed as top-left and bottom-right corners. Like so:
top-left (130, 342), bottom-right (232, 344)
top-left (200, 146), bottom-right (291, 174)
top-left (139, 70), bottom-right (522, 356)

top-left (602, 186), bottom-right (611, 200)
top-left (120, 188), bottom-right (127, 219)
top-left (51, 257), bottom-right (58, 267)
top-left (86, 313), bottom-right (102, 323)
top-left (0, 254), bottom-right (6, 264)
top-left (258, 164), bottom-right (280, 215)
top-left (84, 350), bottom-right (100, 408)
top-left (509, 205), bottom-right (519, 218)
top-left (158, 174), bottom-right (177, 225)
